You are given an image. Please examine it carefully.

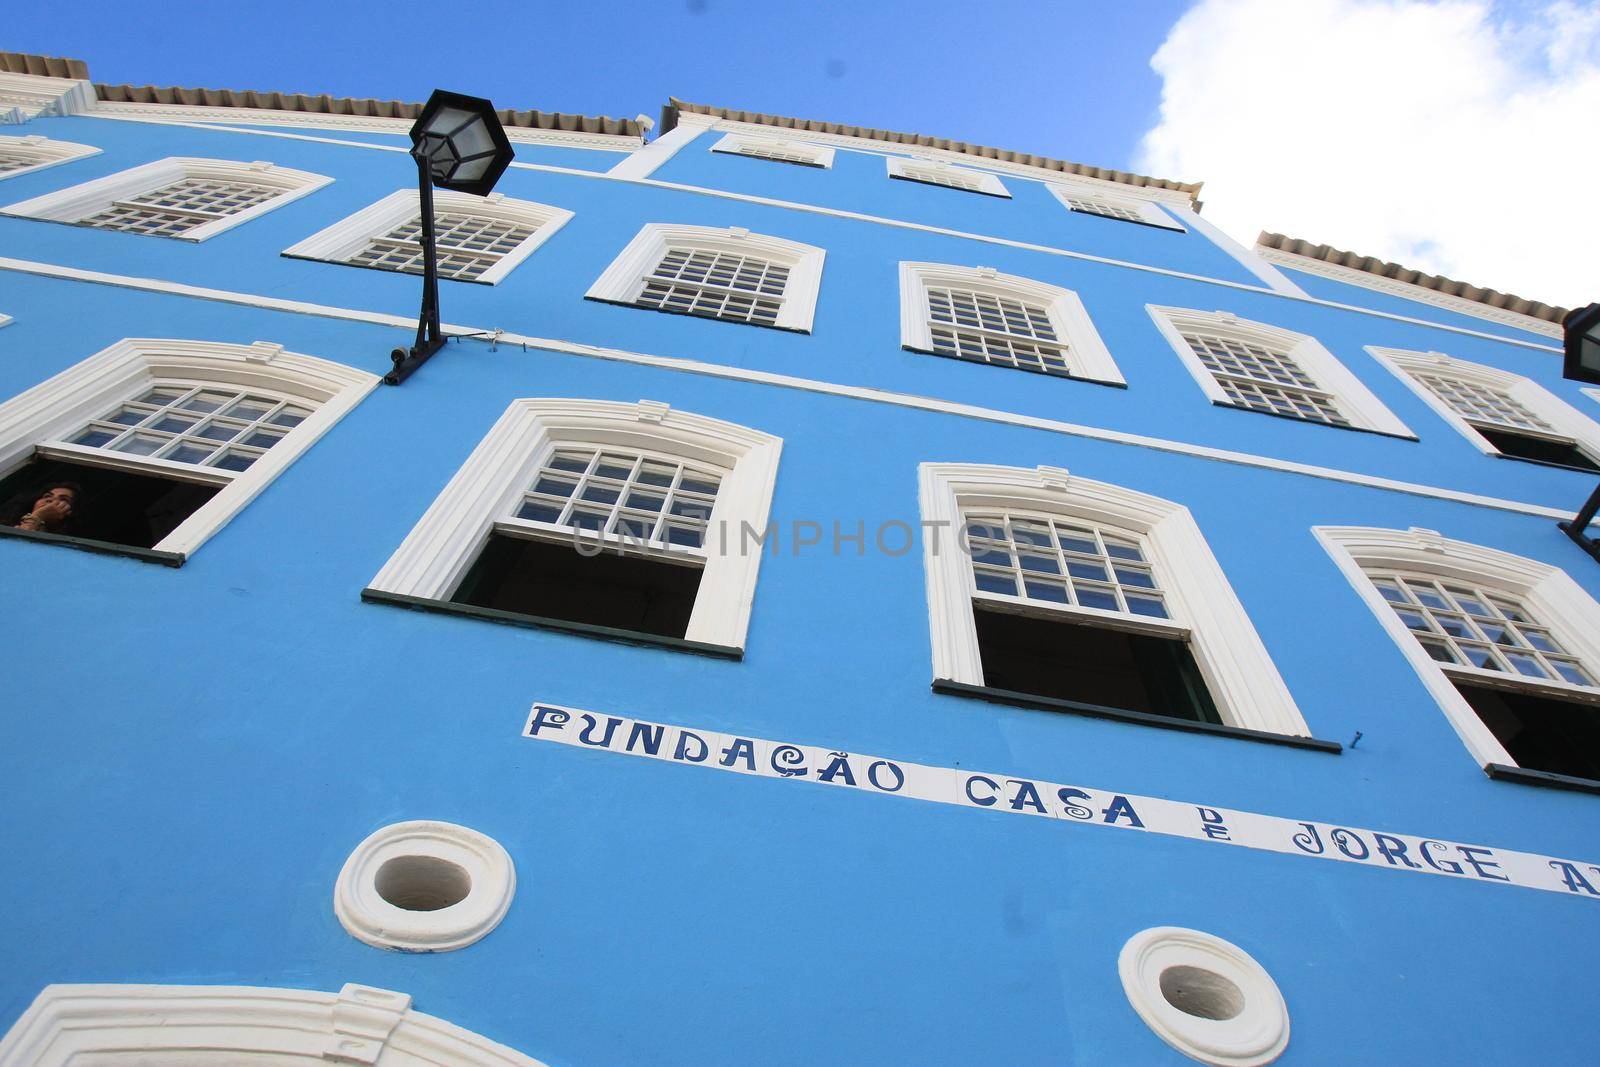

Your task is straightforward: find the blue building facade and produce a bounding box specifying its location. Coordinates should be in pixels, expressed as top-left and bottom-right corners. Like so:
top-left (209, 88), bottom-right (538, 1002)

top-left (1, 55), bottom-right (1598, 1066)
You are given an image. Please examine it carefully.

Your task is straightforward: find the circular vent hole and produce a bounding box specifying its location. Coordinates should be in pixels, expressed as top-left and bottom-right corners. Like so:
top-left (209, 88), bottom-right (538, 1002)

top-left (1158, 965), bottom-right (1246, 1021)
top-left (375, 855), bottom-right (472, 912)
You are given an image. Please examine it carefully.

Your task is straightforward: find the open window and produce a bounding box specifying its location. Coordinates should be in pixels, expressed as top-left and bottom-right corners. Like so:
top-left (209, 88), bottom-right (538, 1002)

top-left (1, 156), bottom-right (331, 241)
top-left (365, 399), bottom-right (782, 654)
top-left (282, 188), bottom-right (572, 285)
top-left (885, 156), bottom-right (1009, 198)
top-left (920, 463), bottom-right (1311, 737)
top-left (0, 133), bottom-right (99, 180)
top-left (710, 132), bottom-right (834, 169)
top-left (1317, 526), bottom-right (1600, 786)
top-left (0, 338), bottom-right (377, 560)
top-left (1047, 181), bottom-right (1184, 231)
top-left (1370, 347), bottom-right (1600, 472)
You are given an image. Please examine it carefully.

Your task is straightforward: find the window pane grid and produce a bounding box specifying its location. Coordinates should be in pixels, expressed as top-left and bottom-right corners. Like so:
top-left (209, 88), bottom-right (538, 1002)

top-left (899, 166), bottom-right (983, 192)
top-left (925, 287), bottom-right (1071, 376)
top-left (513, 446), bottom-right (724, 549)
top-left (634, 247), bottom-right (789, 326)
top-left (965, 512), bottom-right (1169, 619)
top-left (81, 178), bottom-right (279, 236)
top-left (1065, 197), bottom-right (1143, 222)
top-left (735, 144), bottom-right (820, 166)
top-left (63, 384), bottom-right (311, 473)
top-left (1410, 371), bottom-right (1557, 434)
top-left (348, 212), bottom-right (536, 281)
top-left (0, 150), bottom-right (38, 173)
top-left (1373, 574), bottom-right (1597, 688)
top-left (1181, 330), bottom-right (1349, 426)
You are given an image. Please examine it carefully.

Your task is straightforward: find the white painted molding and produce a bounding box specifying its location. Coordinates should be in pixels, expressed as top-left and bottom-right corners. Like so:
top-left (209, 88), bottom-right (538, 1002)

top-left (710, 131), bottom-right (834, 169)
top-left (369, 398), bottom-right (782, 651)
top-left (1119, 927), bottom-right (1289, 1067)
top-left (1256, 245), bottom-right (1564, 339)
top-left (1314, 525), bottom-right (1600, 771)
top-left (0, 134), bottom-right (100, 181)
top-left (606, 120), bottom-right (704, 180)
top-left (1369, 346), bottom-right (1600, 465)
top-left (335, 820), bottom-right (515, 952)
top-left (1, 156), bottom-right (332, 241)
top-left (898, 262), bottom-right (1124, 385)
top-left (282, 188), bottom-right (573, 285)
top-left (0, 982), bottom-right (549, 1066)
top-left (1047, 180), bottom-right (1184, 231)
top-left (0, 314), bottom-right (10, 329)
top-left (0, 337), bottom-right (377, 556)
top-left (1171, 208), bottom-right (1310, 298)
top-left (1148, 306), bottom-right (1415, 438)
top-left (919, 463), bottom-right (1311, 736)
top-left (886, 155), bottom-right (1010, 198)
top-left (1585, 387), bottom-right (1600, 408)
top-left (0, 71), bottom-right (95, 123)
top-left (586, 222), bottom-right (826, 332)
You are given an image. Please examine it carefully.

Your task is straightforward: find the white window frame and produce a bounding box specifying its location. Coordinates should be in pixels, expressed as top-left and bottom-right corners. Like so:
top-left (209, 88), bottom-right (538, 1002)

top-left (898, 262), bottom-right (1124, 385)
top-left (0, 134), bottom-right (100, 181)
top-left (1369, 346), bottom-right (1600, 465)
top-left (368, 398), bottom-right (782, 652)
top-left (0, 337), bottom-right (377, 557)
top-left (1047, 181), bottom-right (1185, 231)
top-left (885, 156), bottom-right (1010, 198)
top-left (585, 222), bottom-right (826, 333)
top-left (281, 187), bottom-right (573, 285)
top-left (0, 156), bottom-right (332, 241)
top-left (1148, 306), bottom-right (1414, 437)
top-left (710, 132), bottom-right (835, 169)
top-left (1314, 525), bottom-right (1600, 771)
top-left (920, 462), bottom-right (1311, 736)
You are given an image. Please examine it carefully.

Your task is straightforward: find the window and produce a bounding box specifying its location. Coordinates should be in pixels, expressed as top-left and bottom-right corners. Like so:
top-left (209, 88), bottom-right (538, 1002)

top-left (0, 338), bottom-right (376, 558)
top-left (1148, 307), bottom-right (1413, 436)
top-left (710, 132), bottom-right (834, 169)
top-left (921, 463), bottom-right (1311, 737)
top-left (1317, 526), bottom-right (1600, 783)
top-left (366, 399), bottom-right (782, 654)
top-left (282, 188), bottom-right (572, 285)
top-left (1, 157), bottom-right (331, 241)
top-left (586, 223), bottom-right (825, 332)
top-left (0, 134), bottom-right (99, 180)
top-left (899, 263), bottom-right (1124, 384)
top-left (1047, 182), bottom-right (1184, 231)
top-left (1370, 347), bottom-right (1600, 472)
top-left (885, 156), bottom-right (1010, 198)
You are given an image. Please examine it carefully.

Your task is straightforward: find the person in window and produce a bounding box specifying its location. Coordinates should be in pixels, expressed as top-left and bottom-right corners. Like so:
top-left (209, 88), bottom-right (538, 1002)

top-left (2, 481), bottom-right (83, 535)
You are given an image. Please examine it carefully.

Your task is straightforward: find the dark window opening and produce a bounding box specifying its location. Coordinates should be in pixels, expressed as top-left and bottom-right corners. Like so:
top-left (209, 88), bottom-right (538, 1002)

top-left (452, 532), bottom-right (701, 639)
top-left (1455, 681), bottom-right (1600, 781)
top-left (974, 605), bottom-right (1221, 724)
top-left (0, 455), bottom-right (219, 550)
top-left (1477, 427), bottom-right (1600, 472)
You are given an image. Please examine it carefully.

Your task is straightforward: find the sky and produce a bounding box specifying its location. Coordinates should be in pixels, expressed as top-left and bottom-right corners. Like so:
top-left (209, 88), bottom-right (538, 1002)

top-left (7, 0), bottom-right (1598, 307)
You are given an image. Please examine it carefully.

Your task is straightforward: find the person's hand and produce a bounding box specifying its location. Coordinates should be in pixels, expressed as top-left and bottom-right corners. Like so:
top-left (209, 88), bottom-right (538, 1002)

top-left (16, 513), bottom-right (43, 530)
top-left (26, 499), bottom-right (71, 528)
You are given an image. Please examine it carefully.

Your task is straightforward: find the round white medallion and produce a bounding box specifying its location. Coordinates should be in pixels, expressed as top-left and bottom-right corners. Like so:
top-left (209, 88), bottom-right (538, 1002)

top-left (1118, 927), bottom-right (1289, 1066)
top-left (334, 820), bottom-right (515, 952)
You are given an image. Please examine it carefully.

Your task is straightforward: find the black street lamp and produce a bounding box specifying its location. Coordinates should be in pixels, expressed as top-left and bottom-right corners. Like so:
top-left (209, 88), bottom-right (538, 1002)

top-left (1558, 302), bottom-right (1600, 562)
top-left (385, 89), bottom-right (516, 385)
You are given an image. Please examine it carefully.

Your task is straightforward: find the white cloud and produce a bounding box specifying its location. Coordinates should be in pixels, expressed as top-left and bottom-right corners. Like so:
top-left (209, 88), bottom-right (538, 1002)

top-left (1136, 0), bottom-right (1600, 308)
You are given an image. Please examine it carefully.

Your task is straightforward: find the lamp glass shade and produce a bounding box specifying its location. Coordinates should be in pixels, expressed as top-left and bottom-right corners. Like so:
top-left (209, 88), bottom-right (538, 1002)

top-left (408, 90), bottom-right (514, 197)
top-left (1563, 303), bottom-right (1600, 386)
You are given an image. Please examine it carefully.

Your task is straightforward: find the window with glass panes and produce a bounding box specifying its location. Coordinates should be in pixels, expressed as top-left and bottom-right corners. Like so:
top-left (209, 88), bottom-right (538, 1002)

top-left (347, 212), bottom-right (536, 281)
top-left (0, 146), bottom-right (40, 173)
top-left (734, 143), bottom-right (824, 167)
top-left (1370, 574), bottom-right (1596, 688)
top-left (1409, 371), bottom-right (1555, 434)
top-left (925, 287), bottom-right (1072, 375)
top-left (964, 514), bottom-right (1169, 619)
top-left (1063, 196), bottom-right (1144, 223)
top-left (78, 178), bottom-right (280, 237)
top-left (634, 247), bottom-right (790, 326)
top-left (1180, 329), bottom-right (1349, 425)
top-left (895, 164), bottom-right (985, 192)
top-left (511, 447), bottom-right (722, 549)
top-left (64, 385), bottom-right (312, 473)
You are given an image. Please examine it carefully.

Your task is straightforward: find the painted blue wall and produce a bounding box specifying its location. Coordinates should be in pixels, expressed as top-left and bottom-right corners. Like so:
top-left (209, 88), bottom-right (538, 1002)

top-left (2, 111), bottom-right (1598, 1067)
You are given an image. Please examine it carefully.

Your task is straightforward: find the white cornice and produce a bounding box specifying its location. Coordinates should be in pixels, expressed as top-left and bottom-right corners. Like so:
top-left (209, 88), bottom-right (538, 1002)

top-left (0, 71), bottom-right (95, 122)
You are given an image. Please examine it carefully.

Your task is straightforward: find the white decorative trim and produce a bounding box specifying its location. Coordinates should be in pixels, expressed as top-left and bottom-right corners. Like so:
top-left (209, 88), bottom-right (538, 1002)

top-left (335, 820), bottom-right (515, 953)
top-left (282, 188), bottom-right (573, 285)
top-left (586, 222), bottom-right (826, 332)
top-left (1148, 306), bottom-right (1416, 438)
top-left (898, 262), bottom-right (1124, 385)
top-left (1170, 206), bottom-right (1310, 298)
top-left (0, 982), bottom-right (548, 1065)
top-left (710, 131), bottom-right (834, 168)
top-left (1585, 387), bottom-right (1600, 408)
top-left (1255, 245), bottom-right (1564, 339)
top-left (0, 71), bottom-right (95, 123)
top-left (0, 314), bottom-right (10, 329)
top-left (1, 156), bottom-right (332, 241)
top-left (0, 337), bottom-right (377, 556)
top-left (919, 463), bottom-right (1311, 736)
top-left (1369, 346), bottom-right (1600, 464)
top-left (1119, 927), bottom-right (1289, 1067)
top-left (1047, 180), bottom-right (1183, 231)
top-left (369, 398), bottom-right (782, 651)
top-left (1314, 526), bottom-right (1600, 770)
top-left (0, 134), bottom-right (100, 180)
top-left (886, 155), bottom-right (1010, 197)
top-left (606, 121), bottom-right (705, 180)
